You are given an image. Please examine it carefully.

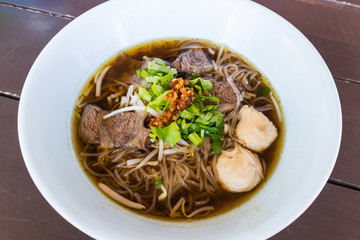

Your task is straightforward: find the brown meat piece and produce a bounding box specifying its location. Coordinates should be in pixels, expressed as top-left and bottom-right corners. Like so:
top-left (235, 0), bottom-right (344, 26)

top-left (171, 49), bottom-right (213, 74)
top-left (109, 52), bottom-right (143, 84)
top-left (78, 105), bottom-right (106, 145)
top-left (79, 104), bottom-right (151, 149)
top-left (209, 80), bottom-right (242, 113)
top-left (103, 112), bottom-right (151, 148)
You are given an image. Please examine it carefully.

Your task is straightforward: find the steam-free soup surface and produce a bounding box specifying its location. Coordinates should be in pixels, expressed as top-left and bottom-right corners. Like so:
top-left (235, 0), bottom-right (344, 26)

top-left (73, 39), bottom-right (284, 220)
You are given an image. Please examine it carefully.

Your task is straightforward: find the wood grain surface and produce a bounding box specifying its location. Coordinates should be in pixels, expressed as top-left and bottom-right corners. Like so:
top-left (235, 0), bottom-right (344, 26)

top-left (0, 0), bottom-right (359, 239)
top-left (253, 0), bottom-right (360, 82)
top-left (0, 97), bottom-right (89, 240)
top-left (270, 184), bottom-right (360, 240)
top-left (0, 5), bottom-right (69, 95)
top-left (331, 80), bottom-right (360, 185)
top-left (1, 0), bottom-right (106, 17)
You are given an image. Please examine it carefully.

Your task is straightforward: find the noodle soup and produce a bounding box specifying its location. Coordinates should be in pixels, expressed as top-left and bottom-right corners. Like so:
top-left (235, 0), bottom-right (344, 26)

top-left (72, 39), bottom-right (284, 219)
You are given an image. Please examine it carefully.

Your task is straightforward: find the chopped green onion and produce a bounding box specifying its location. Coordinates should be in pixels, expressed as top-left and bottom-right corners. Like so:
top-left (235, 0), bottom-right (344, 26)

top-left (145, 76), bottom-right (160, 84)
top-left (137, 58), bottom-right (225, 151)
top-left (179, 110), bottom-right (195, 120)
top-left (147, 58), bottom-right (177, 75)
top-left (181, 119), bottom-right (192, 130)
top-left (184, 104), bottom-right (200, 115)
top-left (147, 91), bottom-right (169, 111)
top-left (160, 72), bottom-right (174, 88)
top-left (139, 87), bottom-right (152, 102)
top-left (188, 132), bottom-right (203, 146)
top-left (189, 77), bottom-right (213, 93)
top-left (136, 69), bottom-right (149, 78)
top-left (211, 139), bottom-right (222, 153)
top-left (190, 73), bottom-right (200, 79)
top-left (151, 84), bottom-right (164, 97)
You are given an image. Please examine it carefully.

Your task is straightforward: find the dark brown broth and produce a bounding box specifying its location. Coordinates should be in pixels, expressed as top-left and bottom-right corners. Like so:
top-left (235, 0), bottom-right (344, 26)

top-left (72, 39), bottom-right (284, 221)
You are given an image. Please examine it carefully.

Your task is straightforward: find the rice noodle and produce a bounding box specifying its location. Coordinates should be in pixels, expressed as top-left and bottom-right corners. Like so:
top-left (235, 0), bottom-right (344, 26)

top-left (143, 190), bottom-right (158, 213)
top-left (128, 93), bottom-right (145, 107)
top-left (169, 197), bottom-right (185, 218)
top-left (129, 94), bottom-right (139, 106)
top-left (98, 183), bottom-right (145, 210)
top-left (107, 96), bottom-right (112, 105)
top-left (216, 44), bottom-right (225, 66)
top-left (270, 92), bottom-right (282, 122)
top-left (83, 84), bottom-right (95, 97)
top-left (132, 148), bottom-right (159, 171)
top-left (226, 76), bottom-right (243, 115)
top-left (110, 92), bottom-right (123, 99)
top-left (255, 104), bottom-right (274, 112)
top-left (108, 77), bottom-right (130, 87)
top-left (125, 85), bottom-right (135, 107)
top-left (158, 139), bottom-right (164, 161)
top-left (185, 206), bottom-right (214, 218)
top-left (82, 158), bottom-right (109, 177)
top-left (103, 106), bottom-right (160, 119)
top-left (119, 96), bottom-right (127, 108)
top-left (95, 66), bottom-right (111, 97)
top-left (126, 158), bottom-right (143, 166)
top-left (163, 147), bottom-right (191, 155)
top-left (208, 48), bottom-right (215, 55)
top-left (76, 96), bottom-right (84, 108)
top-left (177, 138), bottom-right (190, 146)
top-left (94, 71), bottom-right (101, 84)
top-left (112, 150), bottom-right (126, 163)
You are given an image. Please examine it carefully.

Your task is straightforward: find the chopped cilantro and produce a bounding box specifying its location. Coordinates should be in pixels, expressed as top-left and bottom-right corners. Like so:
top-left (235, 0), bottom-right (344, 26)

top-left (189, 77), bottom-right (213, 93)
top-left (155, 178), bottom-right (163, 189)
top-left (137, 58), bottom-right (225, 151)
top-left (256, 86), bottom-right (271, 97)
top-left (150, 122), bottom-right (181, 148)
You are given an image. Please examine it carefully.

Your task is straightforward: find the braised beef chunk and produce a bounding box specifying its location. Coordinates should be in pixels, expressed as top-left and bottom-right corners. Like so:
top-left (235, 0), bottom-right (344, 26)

top-left (209, 80), bottom-right (241, 113)
top-left (103, 112), bottom-right (151, 148)
top-left (144, 115), bottom-right (151, 128)
top-left (110, 52), bottom-right (143, 84)
top-left (140, 58), bottom-right (151, 70)
top-left (171, 49), bottom-right (213, 73)
top-left (210, 80), bottom-right (237, 103)
top-left (79, 105), bottom-right (105, 145)
top-left (79, 104), bottom-right (151, 149)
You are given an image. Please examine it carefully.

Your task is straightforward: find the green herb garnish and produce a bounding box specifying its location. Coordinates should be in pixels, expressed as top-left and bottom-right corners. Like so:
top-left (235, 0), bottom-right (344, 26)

top-left (256, 86), bottom-right (270, 97)
top-left (150, 122), bottom-right (181, 148)
top-left (155, 178), bottom-right (163, 189)
top-left (188, 132), bottom-right (203, 146)
top-left (138, 58), bottom-right (225, 152)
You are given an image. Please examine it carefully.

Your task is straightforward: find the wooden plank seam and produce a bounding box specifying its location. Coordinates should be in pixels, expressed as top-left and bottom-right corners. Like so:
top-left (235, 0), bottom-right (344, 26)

top-left (0, 91), bottom-right (20, 100)
top-left (334, 76), bottom-right (360, 84)
top-left (327, 178), bottom-right (360, 191)
top-left (318, 0), bottom-right (360, 9)
top-left (0, 1), bottom-right (75, 20)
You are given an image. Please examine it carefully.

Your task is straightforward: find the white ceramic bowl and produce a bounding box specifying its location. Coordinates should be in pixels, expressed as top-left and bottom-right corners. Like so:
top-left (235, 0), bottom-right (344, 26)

top-left (18, 0), bottom-right (342, 239)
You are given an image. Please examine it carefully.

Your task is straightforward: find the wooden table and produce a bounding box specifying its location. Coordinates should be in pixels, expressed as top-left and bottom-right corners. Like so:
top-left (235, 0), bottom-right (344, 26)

top-left (0, 0), bottom-right (359, 239)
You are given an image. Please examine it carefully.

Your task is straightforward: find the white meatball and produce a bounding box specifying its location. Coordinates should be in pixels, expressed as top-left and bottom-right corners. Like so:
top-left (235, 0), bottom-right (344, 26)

top-left (235, 105), bottom-right (278, 153)
top-left (215, 144), bottom-right (264, 193)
